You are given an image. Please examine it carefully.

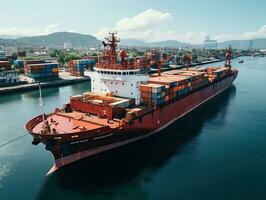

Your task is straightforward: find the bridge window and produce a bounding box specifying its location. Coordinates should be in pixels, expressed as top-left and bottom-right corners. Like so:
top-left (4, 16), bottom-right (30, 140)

top-left (129, 72), bottom-right (134, 75)
top-left (123, 72), bottom-right (126, 75)
top-left (118, 72), bottom-right (121, 75)
top-left (111, 71), bottom-right (114, 75)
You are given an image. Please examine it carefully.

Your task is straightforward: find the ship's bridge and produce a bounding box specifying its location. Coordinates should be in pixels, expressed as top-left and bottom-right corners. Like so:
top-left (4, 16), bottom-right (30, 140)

top-left (95, 67), bottom-right (141, 76)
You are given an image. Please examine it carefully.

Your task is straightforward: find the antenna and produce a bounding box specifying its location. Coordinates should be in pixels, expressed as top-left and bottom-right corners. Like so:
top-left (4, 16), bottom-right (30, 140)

top-left (38, 83), bottom-right (45, 122)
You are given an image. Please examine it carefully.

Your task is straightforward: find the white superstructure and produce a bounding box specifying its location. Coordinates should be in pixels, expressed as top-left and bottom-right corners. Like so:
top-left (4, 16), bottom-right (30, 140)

top-left (85, 68), bottom-right (149, 105)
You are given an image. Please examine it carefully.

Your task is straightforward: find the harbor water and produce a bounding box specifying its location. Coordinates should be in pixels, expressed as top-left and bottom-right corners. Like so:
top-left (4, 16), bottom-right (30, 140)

top-left (0, 57), bottom-right (266, 200)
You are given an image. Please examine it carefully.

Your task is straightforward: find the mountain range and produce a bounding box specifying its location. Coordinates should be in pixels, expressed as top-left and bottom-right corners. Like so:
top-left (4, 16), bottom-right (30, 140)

top-left (0, 32), bottom-right (100, 48)
top-left (0, 32), bottom-right (266, 49)
top-left (119, 39), bottom-right (190, 48)
top-left (121, 38), bottom-right (266, 49)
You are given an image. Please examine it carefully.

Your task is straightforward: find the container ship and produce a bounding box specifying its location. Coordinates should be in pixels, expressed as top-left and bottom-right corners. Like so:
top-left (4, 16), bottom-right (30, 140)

top-left (25, 33), bottom-right (238, 174)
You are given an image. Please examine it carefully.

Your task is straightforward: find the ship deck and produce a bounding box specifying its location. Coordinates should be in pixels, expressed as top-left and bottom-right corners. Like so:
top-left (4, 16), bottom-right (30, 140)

top-left (32, 111), bottom-right (121, 134)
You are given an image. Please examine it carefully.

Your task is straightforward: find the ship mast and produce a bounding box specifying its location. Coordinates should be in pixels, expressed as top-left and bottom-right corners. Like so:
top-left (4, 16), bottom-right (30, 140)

top-left (104, 32), bottom-right (120, 65)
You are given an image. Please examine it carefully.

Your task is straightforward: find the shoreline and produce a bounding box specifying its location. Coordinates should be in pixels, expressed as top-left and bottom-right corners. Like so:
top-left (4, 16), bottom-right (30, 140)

top-left (0, 77), bottom-right (90, 95)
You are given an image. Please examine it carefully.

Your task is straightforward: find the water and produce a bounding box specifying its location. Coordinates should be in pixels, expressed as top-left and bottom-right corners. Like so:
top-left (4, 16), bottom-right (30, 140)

top-left (0, 57), bottom-right (266, 200)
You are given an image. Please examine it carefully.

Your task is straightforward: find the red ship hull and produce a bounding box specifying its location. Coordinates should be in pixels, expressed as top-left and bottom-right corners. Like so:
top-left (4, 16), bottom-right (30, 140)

top-left (46, 72), bottom-right (237, 174)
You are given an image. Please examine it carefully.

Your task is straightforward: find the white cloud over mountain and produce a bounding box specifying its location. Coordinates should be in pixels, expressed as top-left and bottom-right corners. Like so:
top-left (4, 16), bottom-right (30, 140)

top-left (214, 25), bottom-right (266, 41)
top-left (115, 9), bottom-right (173, 31)
top-left (240, 25), bottom-right (266, 39)
top-left (0, 23), bottom-right (74, 37)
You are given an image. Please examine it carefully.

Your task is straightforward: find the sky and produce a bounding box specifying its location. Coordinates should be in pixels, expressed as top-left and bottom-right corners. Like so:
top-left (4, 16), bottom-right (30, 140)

top-left (0, 0), bottom-right (266, 43)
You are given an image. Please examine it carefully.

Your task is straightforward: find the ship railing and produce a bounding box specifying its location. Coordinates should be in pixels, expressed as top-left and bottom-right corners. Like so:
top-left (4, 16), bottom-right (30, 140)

top-left (25, 114), bottom-right (45, 131)
top-left (25, 113), bottom-right (54, 132)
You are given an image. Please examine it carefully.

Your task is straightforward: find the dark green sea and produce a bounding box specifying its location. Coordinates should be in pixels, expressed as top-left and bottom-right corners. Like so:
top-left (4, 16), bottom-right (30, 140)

top-left (0, 56), bottom-right (266, 200)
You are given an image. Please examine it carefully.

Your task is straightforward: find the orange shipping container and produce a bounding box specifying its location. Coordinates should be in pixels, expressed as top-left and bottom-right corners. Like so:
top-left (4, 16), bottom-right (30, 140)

top-left (140, 85), bottom-right (152, 92)
top-left (52, 68), bottom-right (59, 73)
top-left (173, 86), bottom-right (179, 92)
top-left (140, 91), bottom-right (152, 98)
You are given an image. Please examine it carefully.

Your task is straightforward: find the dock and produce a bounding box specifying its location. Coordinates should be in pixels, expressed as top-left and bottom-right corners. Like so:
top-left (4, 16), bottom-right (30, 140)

top-left (0, 72), bottom-right (90, 95)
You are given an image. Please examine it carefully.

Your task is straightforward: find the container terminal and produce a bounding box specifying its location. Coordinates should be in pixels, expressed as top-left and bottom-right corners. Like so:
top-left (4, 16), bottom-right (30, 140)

top-left (0, 35), bottom-right (240, 95)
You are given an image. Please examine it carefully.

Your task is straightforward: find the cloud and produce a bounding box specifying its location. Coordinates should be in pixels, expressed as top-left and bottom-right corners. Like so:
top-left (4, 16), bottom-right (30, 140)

top-left (0, 23), bottom-right (70, 37)
top-left (175, 31), bottom-right (208, 44)
top-left (240, 25), bottom-right (266, 40)
top-left (213, 33), bottom-right (236, 41)
top-left (213, 25), bottom-right (266, 42)
top-left (114, 9), bottom-right (173, 31)
top-left (96, 9), bottom-right (176, 42)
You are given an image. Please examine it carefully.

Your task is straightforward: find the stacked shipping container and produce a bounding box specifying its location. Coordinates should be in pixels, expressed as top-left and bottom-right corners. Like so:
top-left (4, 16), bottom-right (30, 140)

top-left (149, 75), bottom-right (192, 99)
top-left (135, 56), bottom-right (148, 68)
top-left (140, 83), bottom-right (166, 107)
top-left (6, 55), bottom-right (18, 65)
top-left (0, 61), bottom-right (11, 70)
top-left (14, 60), bottom-right (24, 73)
top-left (68, 59), bottom-right (96, 76)
top-left (24, 60), bottom-right (45, 73)
top-left (140, 67), bottom-right (232, 108)
top-left (207, 67), bottom-right (231, 82)
top-left (171, 71), bottom-right (209, 91)
top-left (24, 60), bottom-right (59, 79)
top-left (70, 93), bottom-right (134, 119)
